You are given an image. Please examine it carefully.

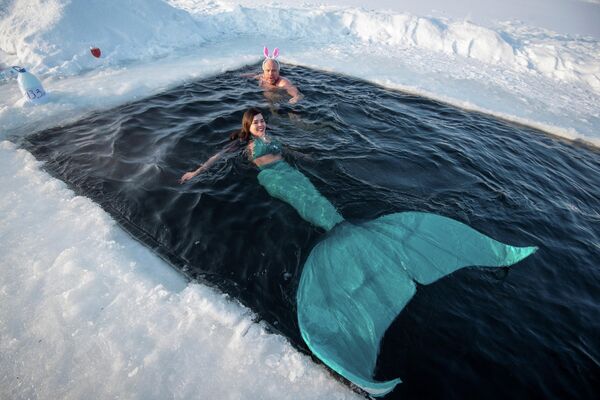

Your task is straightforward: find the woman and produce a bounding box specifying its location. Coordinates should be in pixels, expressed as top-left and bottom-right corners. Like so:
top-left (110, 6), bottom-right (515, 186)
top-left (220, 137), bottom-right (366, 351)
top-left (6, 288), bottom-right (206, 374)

top-left (179, 108), bottom-right (284, 180)
top-left (180, 108), bottom-right (340, 229)
top-left (181, 108), bottom-right (287, 179)
top-left (180, 108), bottom-right (537, 397)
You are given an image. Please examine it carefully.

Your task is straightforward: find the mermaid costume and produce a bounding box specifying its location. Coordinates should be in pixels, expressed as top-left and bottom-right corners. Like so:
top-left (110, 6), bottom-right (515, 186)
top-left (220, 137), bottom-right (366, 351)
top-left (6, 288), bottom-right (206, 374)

top-left (252, 136), bottom-right (537, 397)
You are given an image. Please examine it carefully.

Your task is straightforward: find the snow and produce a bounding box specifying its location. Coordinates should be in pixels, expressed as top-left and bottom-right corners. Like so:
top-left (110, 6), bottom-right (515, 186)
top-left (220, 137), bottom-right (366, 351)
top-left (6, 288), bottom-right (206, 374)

top-left (0, 0), bottom-right (599, 398)
top-left (270, 0), bottom-right (600, 38)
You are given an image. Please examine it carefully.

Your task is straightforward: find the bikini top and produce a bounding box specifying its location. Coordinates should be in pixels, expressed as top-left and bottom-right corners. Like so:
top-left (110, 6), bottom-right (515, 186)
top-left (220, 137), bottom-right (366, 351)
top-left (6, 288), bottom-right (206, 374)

top-left (251, 136), bottom-right (282, 160)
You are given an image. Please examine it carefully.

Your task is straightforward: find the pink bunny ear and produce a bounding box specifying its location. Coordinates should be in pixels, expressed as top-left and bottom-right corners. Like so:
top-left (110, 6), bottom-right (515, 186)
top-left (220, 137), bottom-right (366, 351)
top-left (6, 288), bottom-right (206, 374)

top-left (272, 48), bottom-right (279, 58)
top-left (263, 46), bottom-right (269, 58)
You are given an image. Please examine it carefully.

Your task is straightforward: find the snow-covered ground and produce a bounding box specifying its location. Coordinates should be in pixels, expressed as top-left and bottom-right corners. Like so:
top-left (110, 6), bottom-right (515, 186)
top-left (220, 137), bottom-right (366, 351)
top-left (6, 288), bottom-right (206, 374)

top-left (1, 0), bottom-right (599, 398)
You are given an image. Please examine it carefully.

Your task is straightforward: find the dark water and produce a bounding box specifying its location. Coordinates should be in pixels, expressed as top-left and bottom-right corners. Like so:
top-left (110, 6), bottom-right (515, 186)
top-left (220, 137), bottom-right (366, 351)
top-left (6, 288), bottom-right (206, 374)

top-left (22, 64), bottom-right (600, 399)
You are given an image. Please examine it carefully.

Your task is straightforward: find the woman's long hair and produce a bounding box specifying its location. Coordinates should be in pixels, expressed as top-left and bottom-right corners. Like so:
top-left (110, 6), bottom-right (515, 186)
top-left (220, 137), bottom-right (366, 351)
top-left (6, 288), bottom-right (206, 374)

top-left (230, 108), bottom-right (263, 141)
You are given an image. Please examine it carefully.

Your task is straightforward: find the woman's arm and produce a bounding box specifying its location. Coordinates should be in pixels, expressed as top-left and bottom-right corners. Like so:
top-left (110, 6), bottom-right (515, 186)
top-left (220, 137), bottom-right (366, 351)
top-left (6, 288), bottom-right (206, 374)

top-left (179, 141), bottom-right (241, 184)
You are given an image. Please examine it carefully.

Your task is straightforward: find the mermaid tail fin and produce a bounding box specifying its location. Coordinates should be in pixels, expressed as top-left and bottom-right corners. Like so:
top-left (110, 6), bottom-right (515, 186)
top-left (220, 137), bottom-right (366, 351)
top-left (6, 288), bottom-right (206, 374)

top-left (297, 212), bottom-right (536, 397)
top-left (254, 161), bottom-right (536, 395)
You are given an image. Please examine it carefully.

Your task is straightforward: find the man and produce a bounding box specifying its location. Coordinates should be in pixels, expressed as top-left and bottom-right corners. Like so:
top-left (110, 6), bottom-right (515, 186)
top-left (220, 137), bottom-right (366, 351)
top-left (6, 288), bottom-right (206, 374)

top-left (252, 58), bottom-right (303, 104)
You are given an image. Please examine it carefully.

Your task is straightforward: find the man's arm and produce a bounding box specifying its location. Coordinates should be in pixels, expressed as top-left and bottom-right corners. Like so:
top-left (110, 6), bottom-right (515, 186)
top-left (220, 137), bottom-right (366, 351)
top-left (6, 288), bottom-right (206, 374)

top-left (281, 78), bottom-right (303, 104)
top-left (240, 72), bottom-right (261, 79)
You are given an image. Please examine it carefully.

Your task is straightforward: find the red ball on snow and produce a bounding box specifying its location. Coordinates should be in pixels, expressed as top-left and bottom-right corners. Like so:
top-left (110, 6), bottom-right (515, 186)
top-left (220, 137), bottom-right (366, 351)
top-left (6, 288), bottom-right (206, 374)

top-left (90, 47), bottom-right (101, 58)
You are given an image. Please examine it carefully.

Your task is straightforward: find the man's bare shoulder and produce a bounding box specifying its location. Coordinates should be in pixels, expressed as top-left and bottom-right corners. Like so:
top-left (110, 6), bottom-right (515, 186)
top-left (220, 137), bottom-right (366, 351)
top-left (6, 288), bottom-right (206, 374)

top-left (277, 77), bottom-right (295, 88)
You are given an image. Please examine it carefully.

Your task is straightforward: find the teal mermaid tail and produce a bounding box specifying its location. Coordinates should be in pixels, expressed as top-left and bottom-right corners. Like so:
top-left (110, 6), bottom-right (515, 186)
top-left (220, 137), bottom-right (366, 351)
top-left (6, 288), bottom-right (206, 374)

top-left (257, 161), bottom-right (344, 230)
top-left (297, 213), bottom-right (536, 396)
top-left (257, 161), bottom-right (537, 396)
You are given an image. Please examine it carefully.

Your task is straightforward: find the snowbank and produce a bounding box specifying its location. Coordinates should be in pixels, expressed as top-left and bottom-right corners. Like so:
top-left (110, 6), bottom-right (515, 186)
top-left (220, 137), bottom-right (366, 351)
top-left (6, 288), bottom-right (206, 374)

top-left (4, 1), bottom-right (598, 92)
top-left (0, 0), bottom-right (203, 74)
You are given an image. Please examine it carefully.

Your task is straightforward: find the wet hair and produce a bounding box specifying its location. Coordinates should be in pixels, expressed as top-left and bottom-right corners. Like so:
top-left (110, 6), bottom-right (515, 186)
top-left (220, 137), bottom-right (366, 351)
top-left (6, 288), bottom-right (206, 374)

top-left (261, 58), bottom-right (280, 71)
top-left (230, 107), bottom-right (263, 141)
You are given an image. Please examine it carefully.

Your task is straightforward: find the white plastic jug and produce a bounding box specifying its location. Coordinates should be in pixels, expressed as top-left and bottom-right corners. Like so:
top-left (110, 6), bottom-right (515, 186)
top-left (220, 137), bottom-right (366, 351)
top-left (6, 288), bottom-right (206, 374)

top-left (16, 67), bottom-right (47, 104)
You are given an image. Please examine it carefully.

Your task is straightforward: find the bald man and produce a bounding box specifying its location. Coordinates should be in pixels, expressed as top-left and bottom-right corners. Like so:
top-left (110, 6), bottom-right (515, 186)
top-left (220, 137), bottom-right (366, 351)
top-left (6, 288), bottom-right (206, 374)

top-left (251, 58), bottom-right (303, 104)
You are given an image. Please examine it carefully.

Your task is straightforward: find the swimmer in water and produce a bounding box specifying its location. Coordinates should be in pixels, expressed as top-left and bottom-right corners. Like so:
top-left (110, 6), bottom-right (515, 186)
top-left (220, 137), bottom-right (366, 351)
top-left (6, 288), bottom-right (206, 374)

top-left (245, 48), bottom-right (303, 104)
top-left (179, 108), bottom-right (536, 396)
top-left (179, 108), bottom-right (306, 184)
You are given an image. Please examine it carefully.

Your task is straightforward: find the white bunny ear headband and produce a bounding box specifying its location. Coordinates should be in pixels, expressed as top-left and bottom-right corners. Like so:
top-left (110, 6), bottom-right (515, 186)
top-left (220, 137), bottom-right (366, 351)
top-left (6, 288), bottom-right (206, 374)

top-left (262, 46), bottom-right (280, 69)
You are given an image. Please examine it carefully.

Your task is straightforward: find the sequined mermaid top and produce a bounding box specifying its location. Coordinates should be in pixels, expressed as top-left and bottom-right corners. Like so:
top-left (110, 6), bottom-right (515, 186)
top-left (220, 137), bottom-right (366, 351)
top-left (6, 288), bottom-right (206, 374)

top-left (251, 136), bottom-right (282, 160)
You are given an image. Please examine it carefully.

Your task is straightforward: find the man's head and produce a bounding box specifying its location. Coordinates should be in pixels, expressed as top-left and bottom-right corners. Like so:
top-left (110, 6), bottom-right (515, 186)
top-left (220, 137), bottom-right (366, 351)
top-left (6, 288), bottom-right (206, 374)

top-left (262, 58), bottom-right (280, 85)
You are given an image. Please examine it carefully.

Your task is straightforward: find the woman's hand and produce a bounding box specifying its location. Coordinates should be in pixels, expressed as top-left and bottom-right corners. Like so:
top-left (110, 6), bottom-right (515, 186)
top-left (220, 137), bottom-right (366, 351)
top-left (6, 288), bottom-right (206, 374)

top-left (179, 169), bottom-right (200, 184)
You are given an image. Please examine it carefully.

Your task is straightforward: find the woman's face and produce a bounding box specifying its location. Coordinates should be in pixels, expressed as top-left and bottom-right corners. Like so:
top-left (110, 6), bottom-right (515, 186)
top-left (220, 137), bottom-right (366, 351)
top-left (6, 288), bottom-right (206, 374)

top-left (249, 113), bottom-right (266, 137)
